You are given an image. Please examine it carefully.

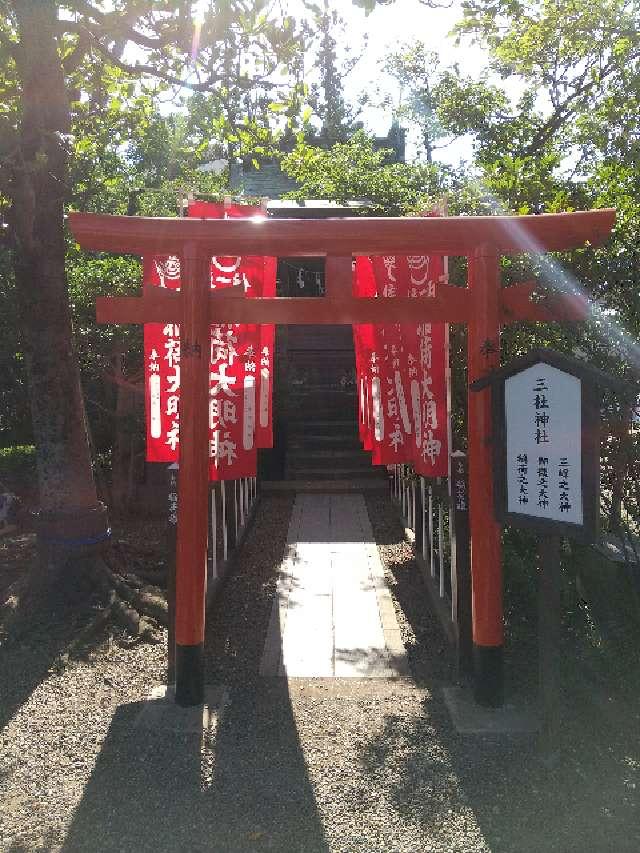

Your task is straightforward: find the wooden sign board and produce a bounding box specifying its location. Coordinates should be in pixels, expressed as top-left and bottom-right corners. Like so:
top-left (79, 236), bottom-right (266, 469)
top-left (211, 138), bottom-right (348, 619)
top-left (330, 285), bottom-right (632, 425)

top-left (471, 349), bottom-right (623, 542)
top-left (504, 363), bottom-right (585, 527)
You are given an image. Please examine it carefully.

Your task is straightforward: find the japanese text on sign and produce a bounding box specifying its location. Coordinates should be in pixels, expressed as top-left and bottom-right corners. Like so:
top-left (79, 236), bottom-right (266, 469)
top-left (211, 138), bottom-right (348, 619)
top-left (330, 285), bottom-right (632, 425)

top-left (505, 363), bottom-right (583, 525)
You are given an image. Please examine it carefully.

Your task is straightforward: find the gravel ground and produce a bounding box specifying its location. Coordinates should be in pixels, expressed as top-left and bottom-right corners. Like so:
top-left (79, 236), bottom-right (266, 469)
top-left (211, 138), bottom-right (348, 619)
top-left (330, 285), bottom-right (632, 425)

top-left (0, 610), bottom-right (166, 851)
top-left (1, 492), bottom-right (639, 852)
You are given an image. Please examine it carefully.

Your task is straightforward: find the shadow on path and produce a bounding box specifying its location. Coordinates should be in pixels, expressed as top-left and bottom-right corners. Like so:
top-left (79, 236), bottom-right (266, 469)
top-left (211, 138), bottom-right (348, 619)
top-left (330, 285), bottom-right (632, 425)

top-left (362, 492), bottom-right (640, 853)
top-left (358, 683), bottom-right (640, 853)
top-left (61, 680), bottom-right (329, 853)
top-left (62, 494), bottom-right (329, 853)
top-left (364, 492), bottom-right (454, 686)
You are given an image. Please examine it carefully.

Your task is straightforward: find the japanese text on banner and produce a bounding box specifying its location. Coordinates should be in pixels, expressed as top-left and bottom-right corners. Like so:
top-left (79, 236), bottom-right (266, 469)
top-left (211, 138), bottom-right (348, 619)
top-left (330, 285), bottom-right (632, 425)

top-left (143, 202), bottom-right (276, 479)
top-left (352, 253), bottom-right (448, 475)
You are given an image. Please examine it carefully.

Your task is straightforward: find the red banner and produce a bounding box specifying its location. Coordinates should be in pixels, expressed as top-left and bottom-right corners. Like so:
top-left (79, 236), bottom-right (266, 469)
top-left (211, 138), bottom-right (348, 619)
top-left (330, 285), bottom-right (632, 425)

top-left (352, 252), bottom-right (449, 475)
top-left (353, 257), bottom-right (376, 451)
top-left (410, 254), bottom-right (448, 478)
top-left (143, 202), bottom-right (276, 479)
top-left (370, 256), bottom-right (413, 465)
top-left (257, 258), bottom-right (277, 448)
top-left (144, 256), bottom-right (182, 464)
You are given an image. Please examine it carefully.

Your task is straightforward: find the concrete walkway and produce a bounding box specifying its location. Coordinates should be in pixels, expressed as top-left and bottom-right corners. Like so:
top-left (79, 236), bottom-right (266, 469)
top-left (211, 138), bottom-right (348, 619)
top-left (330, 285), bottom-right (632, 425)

top-left (260, 493), bottom-right (408, 677)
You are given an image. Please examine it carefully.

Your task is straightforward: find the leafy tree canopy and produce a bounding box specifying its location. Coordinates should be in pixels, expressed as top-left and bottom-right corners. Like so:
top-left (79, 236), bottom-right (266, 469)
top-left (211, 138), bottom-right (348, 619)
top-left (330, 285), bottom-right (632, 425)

top-left (449, 0), bottom-right (640, 168)
top-left (280, 130), bottom-right (443, 215)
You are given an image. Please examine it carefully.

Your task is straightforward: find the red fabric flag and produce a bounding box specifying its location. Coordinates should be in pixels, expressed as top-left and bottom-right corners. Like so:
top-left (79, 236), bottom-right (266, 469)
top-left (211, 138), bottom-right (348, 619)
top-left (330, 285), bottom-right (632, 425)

top-left (188, 201), bottom-right (276, 451)
top-left (413, 318), bottom-right (448, 477)
top-left (257, 257), bottom-right (277, 448)
top-left (373, 256), bottom-right (413, 464)
top-left (352, 252), bottom-right (449, 474)
top-left (407, 253), bottom-right (449, 477)
top-left (143, 201), bottom-right (276, 479)
top-left (144, 255), bottom-right (182, 463)
top-left (353, 257), bottom-right (376, 451)
top-left (208, 319), bottom-right (259, 479)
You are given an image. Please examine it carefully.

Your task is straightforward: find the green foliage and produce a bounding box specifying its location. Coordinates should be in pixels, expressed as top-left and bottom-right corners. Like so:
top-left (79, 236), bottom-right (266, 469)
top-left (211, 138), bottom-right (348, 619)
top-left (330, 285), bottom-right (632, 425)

top-left (434, 71), bottom-right (507, 140)
top-left (0, 445), bottom-right (36, 490)
top-left (451, 0), bottom-right (640, 177)
top-left (0, 0), bottom-right (314, 469)
top-left (380, 43), bottom-right (448, 162)
top-left (304, 1), bottom-right (362, 146)
top-left (281, 131), bottom-right (442, 214)
top-left (425, 0), bottom-right (640, 386)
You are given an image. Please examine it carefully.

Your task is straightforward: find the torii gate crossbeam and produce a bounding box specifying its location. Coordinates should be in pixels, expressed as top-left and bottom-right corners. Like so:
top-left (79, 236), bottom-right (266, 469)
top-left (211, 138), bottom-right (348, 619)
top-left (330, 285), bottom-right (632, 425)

top-left (69, 209), bottom-right (615, 707)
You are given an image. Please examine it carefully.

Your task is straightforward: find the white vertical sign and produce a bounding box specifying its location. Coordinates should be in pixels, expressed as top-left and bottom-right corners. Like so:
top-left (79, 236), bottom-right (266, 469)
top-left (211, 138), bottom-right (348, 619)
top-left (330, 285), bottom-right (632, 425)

top-left (149, 374), bottom-right (162, 438)
top-left (243, 376), bottom-right (256, 451)
top-left (372, 376), bottom-right (384, 441)
top-left (505, 363), bottom-right (583, 525)
top-left (259, 367), bottom-right (270, 428)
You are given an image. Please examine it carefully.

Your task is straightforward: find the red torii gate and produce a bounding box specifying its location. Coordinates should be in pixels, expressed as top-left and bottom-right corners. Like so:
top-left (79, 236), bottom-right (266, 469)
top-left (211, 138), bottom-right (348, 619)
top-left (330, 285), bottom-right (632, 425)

top-left (69, 208), bottom-right (615, 707)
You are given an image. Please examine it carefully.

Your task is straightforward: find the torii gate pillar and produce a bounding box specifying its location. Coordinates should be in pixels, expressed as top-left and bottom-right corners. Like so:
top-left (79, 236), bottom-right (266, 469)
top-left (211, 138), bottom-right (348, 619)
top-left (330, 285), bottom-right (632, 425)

top-left (174, 244), bottom-right (211, 705)
top-left (467, 246), bottom-right (503, 706)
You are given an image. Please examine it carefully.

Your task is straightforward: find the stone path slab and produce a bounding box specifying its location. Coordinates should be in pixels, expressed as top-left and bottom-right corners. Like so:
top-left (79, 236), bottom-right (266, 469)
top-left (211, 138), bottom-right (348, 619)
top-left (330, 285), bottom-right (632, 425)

top-left (260, 493), bottom-right (409, 677)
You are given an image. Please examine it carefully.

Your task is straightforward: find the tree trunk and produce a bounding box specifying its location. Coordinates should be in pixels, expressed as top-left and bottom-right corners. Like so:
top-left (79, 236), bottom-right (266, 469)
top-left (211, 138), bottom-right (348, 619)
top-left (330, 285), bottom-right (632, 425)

top-left (609, 402), bottom-right (633, 534)
top-left (9, 1), bottom-right (105, 539)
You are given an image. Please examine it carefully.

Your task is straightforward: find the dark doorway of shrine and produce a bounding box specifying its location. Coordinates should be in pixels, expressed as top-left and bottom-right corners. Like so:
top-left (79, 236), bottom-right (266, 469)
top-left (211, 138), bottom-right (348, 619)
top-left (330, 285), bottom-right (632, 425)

top-left (266, 254), bottom-right (385, 487)
top-left (259, 200), bottom-right (387, 487)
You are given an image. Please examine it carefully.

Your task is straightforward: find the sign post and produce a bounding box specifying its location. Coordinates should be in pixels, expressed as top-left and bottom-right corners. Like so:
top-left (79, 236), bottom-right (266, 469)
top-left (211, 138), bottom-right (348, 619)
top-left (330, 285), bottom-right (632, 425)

top-left (472, 348), bottom-right (629, 744)
top-left (537, 534), bottom-right (562, 753)
top-left (491, 354), bottom-right (600, 538)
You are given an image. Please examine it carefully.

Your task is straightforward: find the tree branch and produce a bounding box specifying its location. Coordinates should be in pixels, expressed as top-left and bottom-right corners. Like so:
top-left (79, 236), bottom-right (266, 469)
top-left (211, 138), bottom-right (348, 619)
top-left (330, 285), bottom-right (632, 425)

top-left (65, 0), bottom-right (178, 51)
top-left (61, 30), bottom-right (91, 75)
top-left (58, 16), bottom-right (282, 94)
top-left (522, 54), bottom-right (624, 156)
top-left (58, 20), bottom-right (221, 92)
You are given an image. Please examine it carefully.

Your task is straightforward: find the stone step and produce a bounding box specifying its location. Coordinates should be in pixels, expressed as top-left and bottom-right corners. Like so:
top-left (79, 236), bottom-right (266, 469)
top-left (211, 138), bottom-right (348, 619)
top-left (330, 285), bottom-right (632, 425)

top-left (262, 478), bottom-right (388, 493)
top-left (282, 362), bottom-right (354, 374)
top-left (284, 406), bottom-right (358, 420)
top-left (287, 436), bottom-right (363, 451)
top-left (286, 412), bottom-right (358, 431)
top-left (285, 467), bottom-right (385, 481)
top-left (282, 349), bottom-right (355, 361)
top-left (287, 433), bottom-right (360, 445)
top-left (284, 388), bottom-right (357, 398)
top-left (277, 387), bottom-right (358, 406)
top-left (286, 456), bottom-right (373, 472)
top-left (286, 449), bottom-right (371, 460)
top-left (284, 413), bottom-right (358, 426)
top-left (284, 325), bottom-right (355, 350)
top-left (287, 419), bottom-right (358, 431)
